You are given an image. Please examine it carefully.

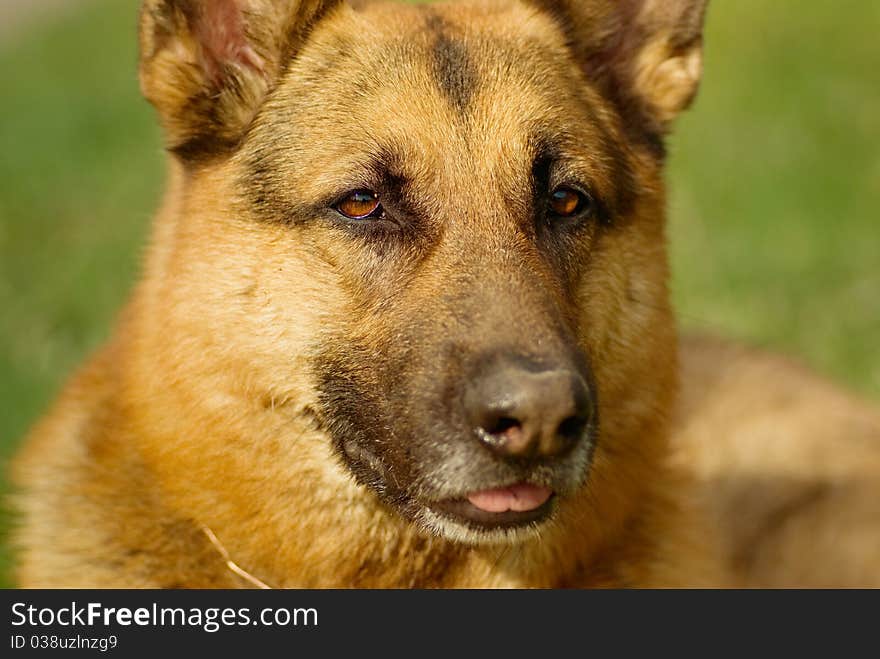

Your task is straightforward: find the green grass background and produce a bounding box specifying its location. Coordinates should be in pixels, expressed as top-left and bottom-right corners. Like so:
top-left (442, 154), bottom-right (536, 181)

top-left (0, 0), bottom-right (877, 587)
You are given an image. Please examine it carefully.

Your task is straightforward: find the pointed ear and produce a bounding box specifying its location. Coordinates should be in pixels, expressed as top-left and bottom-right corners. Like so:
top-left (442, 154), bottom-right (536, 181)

top-left (139, 0), bottom-right (343, 160)
top-left (529, 0), bottom-right (709, 144)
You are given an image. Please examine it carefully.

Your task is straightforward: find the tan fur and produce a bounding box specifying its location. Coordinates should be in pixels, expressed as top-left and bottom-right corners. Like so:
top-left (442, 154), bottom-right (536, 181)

top-left (674, 337), bottom-right (880, 587)
top-left (11, 0), bottom-right (880, 588)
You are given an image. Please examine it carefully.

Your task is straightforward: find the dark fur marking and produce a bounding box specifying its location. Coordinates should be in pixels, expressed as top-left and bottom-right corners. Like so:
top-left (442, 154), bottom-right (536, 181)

top-left (426, 13), bottom-right (478, 113)
top-left (171, 132), bottom-right (240, 162)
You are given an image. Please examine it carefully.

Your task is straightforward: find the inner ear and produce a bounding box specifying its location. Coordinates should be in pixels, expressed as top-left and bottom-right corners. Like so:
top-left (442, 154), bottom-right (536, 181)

top-left (183, 0), bottom-right (265, 83)
top-left (139, 0), bottom-right (344, 161)
top-left (139, 0), bottom-right (271, 159)
top-left (632, 36), bottom-right (704, 126)
top-left (141, 0), bottom-right (263, 81)
top-left (625, 0), bottom-right (708, 126)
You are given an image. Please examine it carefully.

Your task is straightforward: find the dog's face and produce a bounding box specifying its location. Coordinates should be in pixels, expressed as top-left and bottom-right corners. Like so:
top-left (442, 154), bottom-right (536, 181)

top-left (139, 0), bottom-right (707, 544)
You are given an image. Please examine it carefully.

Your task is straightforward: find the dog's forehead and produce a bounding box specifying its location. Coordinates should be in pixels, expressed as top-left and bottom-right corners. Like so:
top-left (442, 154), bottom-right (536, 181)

top-left (242, 0), bottom-right (634, 217)
top-left (337, 0), bottom-right (571, 108)
top-left (296, 2), bottom-right (583, 116)
top-left (267, 1), bottom-right (618, 176)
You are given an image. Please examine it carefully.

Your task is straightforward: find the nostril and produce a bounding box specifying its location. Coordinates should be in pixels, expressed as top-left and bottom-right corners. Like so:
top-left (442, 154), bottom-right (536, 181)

top-left (486, 416), bottom-right (520, 436)
top-left (557, 415), bottom-right (588, 445)
top-left (477, 416), bottom-right (528, 455)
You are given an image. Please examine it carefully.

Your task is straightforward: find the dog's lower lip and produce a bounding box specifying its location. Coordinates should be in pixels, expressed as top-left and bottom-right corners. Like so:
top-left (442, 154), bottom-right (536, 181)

top-left (468, 483), bottom-right (553, 513)
top-left (427, 486), bottom-right (556, 530)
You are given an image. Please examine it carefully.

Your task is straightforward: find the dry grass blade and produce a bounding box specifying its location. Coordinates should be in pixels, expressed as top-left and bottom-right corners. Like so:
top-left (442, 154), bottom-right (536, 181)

top-left (200, 524), bottom-right (273, 590)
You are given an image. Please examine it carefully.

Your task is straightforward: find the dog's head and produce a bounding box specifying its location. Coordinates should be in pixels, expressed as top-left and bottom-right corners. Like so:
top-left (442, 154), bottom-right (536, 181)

top-left (138, 0), bottom-right (707, 545)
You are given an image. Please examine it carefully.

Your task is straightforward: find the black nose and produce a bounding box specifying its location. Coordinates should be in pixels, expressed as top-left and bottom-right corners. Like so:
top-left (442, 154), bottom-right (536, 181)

top-left (464, 360), bottom-right (593, 460)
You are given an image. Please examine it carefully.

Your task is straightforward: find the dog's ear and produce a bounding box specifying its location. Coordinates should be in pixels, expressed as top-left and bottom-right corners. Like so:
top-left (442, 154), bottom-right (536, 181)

top-left (529, 0), bottom-right (709, 143)
top-left (139, 0), bottom-right (342, 160)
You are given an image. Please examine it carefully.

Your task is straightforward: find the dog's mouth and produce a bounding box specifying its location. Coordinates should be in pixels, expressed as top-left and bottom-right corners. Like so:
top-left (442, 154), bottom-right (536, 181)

top-left (338, 436), bottom-right (581, 541)
top-left (425, 483), bottom-right (556, 530)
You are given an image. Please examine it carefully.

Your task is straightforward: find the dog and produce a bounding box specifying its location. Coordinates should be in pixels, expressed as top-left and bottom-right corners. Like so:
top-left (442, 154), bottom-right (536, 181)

top-left (11, 0), bottom-right (880, 588)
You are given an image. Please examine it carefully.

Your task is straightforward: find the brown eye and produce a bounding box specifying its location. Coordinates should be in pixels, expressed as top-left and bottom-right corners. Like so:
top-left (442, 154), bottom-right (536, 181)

top-left (336, 190), bottom-right (382, 220)
top-left (549, 186), bottom-right (591, 219)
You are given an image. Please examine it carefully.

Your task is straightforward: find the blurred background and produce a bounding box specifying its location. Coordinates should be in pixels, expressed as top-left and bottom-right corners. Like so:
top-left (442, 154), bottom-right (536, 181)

top-left (0, 0), bottom-right (877, 587)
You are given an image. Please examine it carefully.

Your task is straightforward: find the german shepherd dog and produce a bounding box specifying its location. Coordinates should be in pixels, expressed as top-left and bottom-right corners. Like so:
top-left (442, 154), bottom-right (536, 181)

top-left (12, 0), bottom-right (880, 588)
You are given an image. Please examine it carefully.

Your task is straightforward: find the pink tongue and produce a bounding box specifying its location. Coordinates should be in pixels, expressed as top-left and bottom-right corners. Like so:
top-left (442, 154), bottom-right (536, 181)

top-left (467, 483), bottom-right (553, 513)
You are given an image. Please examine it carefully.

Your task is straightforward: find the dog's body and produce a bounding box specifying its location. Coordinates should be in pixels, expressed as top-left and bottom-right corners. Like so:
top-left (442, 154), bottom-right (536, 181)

top-left (12, 0), bottom-right (880, 588)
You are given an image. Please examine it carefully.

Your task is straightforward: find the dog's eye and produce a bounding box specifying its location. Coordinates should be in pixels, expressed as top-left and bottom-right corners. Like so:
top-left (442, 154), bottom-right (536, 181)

top-left (549, 186), bottom-right (592, 219)
top-left (335, 190), bottom-right (383, 220)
